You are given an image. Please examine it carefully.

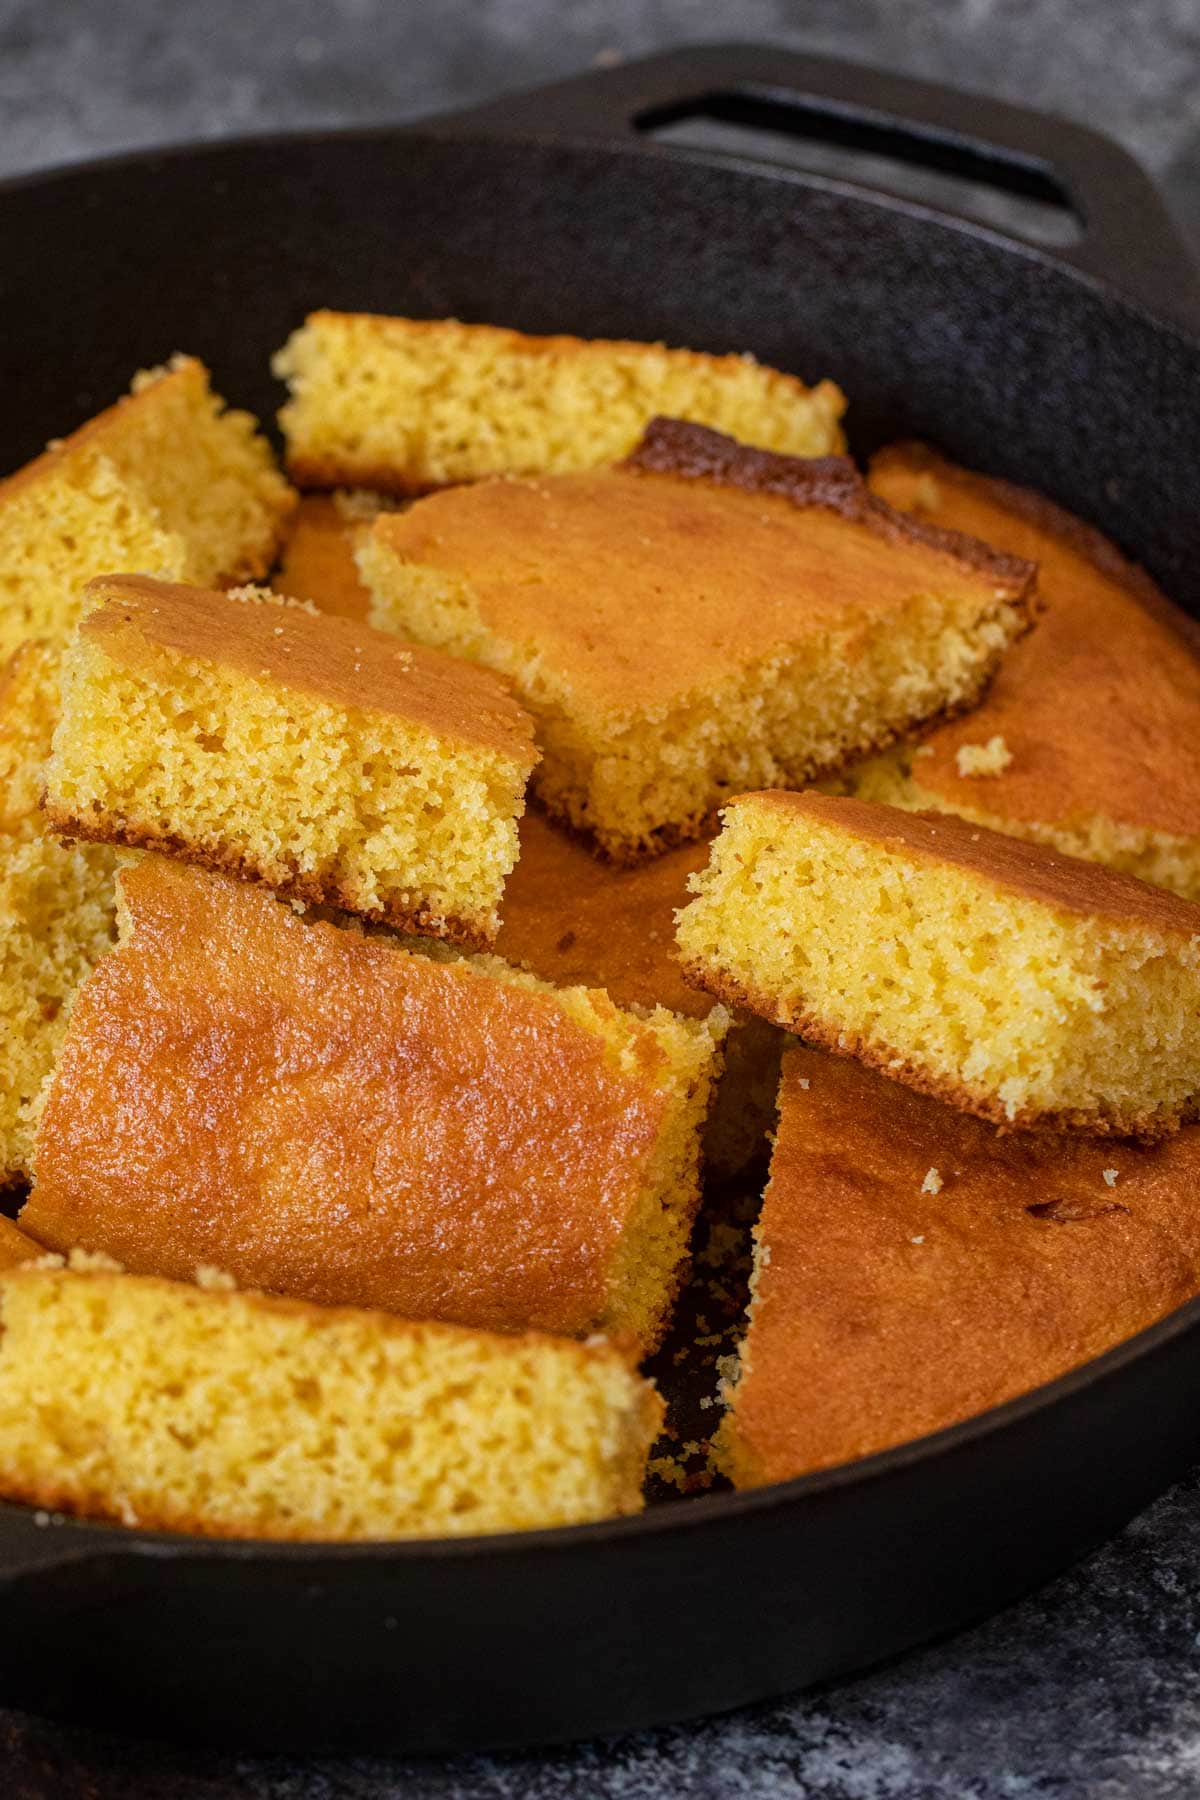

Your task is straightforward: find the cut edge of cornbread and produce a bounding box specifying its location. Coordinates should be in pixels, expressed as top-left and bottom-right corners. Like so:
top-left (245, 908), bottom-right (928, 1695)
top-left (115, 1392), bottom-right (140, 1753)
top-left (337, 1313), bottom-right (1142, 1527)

top-left (676, 792), bottom-right (1200, 1138)
top-left (415, 941), bottom-right (731, 1351)
top-left (0, 1260), bottom-right (663, 1540)
top-left (272, 311), bottom-right (848, 491)
top-left (44, 579), bottom-right (539, 950)
top-left (1, 640), bottom-right (122, 1187)
top-left (358, 421), bottom-right (1039, 863)
top-left (0, 357), bottom-right (296, 660)
top-left (847, 746), bottom-right (1200, 905)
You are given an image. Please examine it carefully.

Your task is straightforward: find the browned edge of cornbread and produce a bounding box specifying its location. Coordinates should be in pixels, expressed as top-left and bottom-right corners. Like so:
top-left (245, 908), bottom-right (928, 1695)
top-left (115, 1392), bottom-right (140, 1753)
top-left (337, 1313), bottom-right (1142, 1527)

top-left (679, 960), bottom-right (1195, 1142)
top-left (871, 440), bottom-right (1200, 658)
top-left (624, 419), bottom-right (1041, 615)
top-left (40, 812), bottom-right (495, 952)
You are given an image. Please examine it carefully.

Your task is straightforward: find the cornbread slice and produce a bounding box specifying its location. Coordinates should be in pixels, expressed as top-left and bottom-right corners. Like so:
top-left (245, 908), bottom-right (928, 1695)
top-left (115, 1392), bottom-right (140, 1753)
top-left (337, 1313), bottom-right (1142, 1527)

top-left (273, 311), bottom-right (847, 491)
top-left (0, 642), bottom-right (121, 1185)
top-left (498, 807), bottom-right (783, 1176)
top-left (24, 857), bottom-right (725, 1352)
top-left (845, 443), bottom-right (1200, 900)
top-left (359, 419), bottom-right (1037, 861)
top-left (44, 574), bottom-right (539, 947)
top-left (0, 1263), bottom-right (661, 1539)
top-left (0, 356), bottom-right (295, 661)
top-left (274, 491), bottom-right (386, 621)
top-left (718, 1047), bottom-right (1200, 1484)
top-left (677, 791), bottom-right (1200, 1136)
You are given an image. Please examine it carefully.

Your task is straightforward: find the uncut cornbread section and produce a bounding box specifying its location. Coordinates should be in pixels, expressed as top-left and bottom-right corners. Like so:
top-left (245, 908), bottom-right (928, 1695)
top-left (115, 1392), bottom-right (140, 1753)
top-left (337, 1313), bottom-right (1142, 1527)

top-left (717, 1046), bottom-right (1200, 1485)
top-left (24, 857), bottom-right (724, 1352)
top-left (359, 419), bottom-right (1037, 861)
top-left (676, 791), bottom-right (1200, 1136)
top-left (0, 641), bottom-right (121, 1185)
top-left (273, 491), bottom-right (386, 621)
top-left (44, 574), bottom-right (538, 948)
top-left (843, 442), bottom-right (1200, 900)
top-left (273, 311), bottom-right (847, 491)
top-left (498, 807), bottom-right (783, 1176)
top-left (0, 1263), bottom-right (662, 1540)
top-left (0, 356), bottom-right (295, 660)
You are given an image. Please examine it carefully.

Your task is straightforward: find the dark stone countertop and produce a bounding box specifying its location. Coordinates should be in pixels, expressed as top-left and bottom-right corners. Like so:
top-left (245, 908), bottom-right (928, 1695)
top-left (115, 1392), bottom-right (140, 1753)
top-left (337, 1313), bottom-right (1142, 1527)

top-left (3, 4), bottom-right (1200, 1794)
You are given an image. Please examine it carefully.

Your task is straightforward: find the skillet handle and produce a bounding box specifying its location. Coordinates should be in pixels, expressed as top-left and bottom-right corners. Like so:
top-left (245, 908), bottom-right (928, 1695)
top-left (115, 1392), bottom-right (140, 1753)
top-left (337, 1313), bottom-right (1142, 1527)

top-left (449, 42), bottom-right (1200, 332)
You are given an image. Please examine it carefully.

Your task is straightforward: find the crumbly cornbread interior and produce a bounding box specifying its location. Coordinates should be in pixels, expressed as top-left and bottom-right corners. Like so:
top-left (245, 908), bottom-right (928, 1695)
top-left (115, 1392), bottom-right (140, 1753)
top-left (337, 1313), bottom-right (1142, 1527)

top-left (45, 581), bottom-right (537, 946)
top-left (0, 1265), bottom-right (661, 1540)
top-left (677, 794), bottom-right (1200, 1133)
top-left (358, 451), bottom-right (1032, 861)
top-left (0, 642), bottom-right (120, 1183)
top-left (0, 357), bottom-right (294, 660)
top-left (273, 312), bottom-right (847, 489)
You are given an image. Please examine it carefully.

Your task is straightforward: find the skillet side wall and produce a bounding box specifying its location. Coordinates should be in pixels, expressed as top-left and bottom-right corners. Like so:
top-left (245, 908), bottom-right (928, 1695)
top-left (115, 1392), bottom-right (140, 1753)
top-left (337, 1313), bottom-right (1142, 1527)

top-left (1, 130), bottom-right (1198, 615)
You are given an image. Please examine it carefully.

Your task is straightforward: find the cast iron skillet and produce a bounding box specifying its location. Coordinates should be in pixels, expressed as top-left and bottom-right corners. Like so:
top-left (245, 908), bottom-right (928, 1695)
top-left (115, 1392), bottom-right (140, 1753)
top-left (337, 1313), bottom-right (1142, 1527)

top-left (2, 42), bottom-right (1200, 1756)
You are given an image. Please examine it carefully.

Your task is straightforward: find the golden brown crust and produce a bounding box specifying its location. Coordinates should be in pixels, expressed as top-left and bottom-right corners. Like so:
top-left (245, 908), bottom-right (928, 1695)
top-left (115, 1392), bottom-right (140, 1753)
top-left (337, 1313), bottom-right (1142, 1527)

top-left (283, 454), bottom-right (443, 499)
top-left (0, 1217), bottom-right (40, 1269)
top-left (731, 790), bottom-right (1200, 938)
top-left (367, 444), bottom-right (1037, 724)
top-left (273, 494), bottom-right (374, 619)
top-left (867, 443), bottom-right (1200, 842)
top-left (724, 1047), bottom-right (1200, 1484)
top-left (626, 420), bottom-right (1038, 596)
top-left (680, 957), bottom-right (1190, 1140)
top-left (497, 807), bottom-right (714, 1015)
top-left (41, 810), bottom-right (496, 950)
top-left (24, 858), bottom-right (675, 1341)
top-left (79, 575), bottom-right (539, 767)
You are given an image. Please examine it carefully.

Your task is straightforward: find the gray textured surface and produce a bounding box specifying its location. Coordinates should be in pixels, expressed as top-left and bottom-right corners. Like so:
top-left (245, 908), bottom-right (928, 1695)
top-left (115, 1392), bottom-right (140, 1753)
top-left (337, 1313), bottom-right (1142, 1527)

top-left (3, 3), bottom-right (1200, 1794)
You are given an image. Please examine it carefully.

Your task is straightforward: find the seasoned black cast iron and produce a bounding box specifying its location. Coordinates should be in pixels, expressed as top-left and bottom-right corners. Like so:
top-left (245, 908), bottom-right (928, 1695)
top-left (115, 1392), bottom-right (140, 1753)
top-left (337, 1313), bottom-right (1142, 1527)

top-left (1, 43), bottom-right (1199, 1754)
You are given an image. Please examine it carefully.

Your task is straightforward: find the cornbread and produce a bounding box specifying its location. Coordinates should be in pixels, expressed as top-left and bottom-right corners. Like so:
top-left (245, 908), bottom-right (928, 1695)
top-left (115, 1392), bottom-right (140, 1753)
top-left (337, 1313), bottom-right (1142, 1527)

top-left (677, 791), bottom-right (1200, 1135)
top-left (274, 492), bottom-right (383, 621)
top-left (0, 1263), bottom-right (661, 1539)
top-left (0, 356), bottom-right (295, 660)
top-left (44, 574), bottom-right (539, 947)
top-left (848, 443), bottom-right (1200, 900)
top-left (498, 807), bottom-right (782, 1175)
top-left (25, 857), bottom-right (724, 1351)
top-left (0, 1218), bottom-right (42, 1270)
top-left (273, 311), bottom-right (847, 491)
top-left (360, 419), bottom-right (1037, 861)
top-left (717, 1047), bottom-right (1200, 1484)
top-left (0, 642), bottom-right (121, 1185)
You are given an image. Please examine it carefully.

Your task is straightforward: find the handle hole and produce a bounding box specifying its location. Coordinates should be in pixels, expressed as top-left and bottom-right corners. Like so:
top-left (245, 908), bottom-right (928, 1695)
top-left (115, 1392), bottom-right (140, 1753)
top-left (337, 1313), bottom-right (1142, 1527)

top-left (636, 89), bottom-right (1083, 248)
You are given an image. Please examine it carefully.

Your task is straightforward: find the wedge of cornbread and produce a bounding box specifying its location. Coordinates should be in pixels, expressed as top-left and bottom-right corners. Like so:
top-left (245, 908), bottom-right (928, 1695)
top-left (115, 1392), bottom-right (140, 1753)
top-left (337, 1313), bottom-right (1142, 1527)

top-left (498, 807), bottom-right (782, 1176)
top-left (24, 858), bottom-right (724, 1352)
top-left (677, 791), bottom-right (1200, 1136)
top-left (845, 443), bottom-right (1200, 900)
top-left (717, 1046), bottom-right (1200, 1485)
top-left (0, 642), bottom-right (121, 1186)
top-left (273, 311), bottom-right (847, 491)
top-left (273, 491), bottom-right (384, 621)
top-left (43, 574), bottom-right (539, 948)
top-left (0, 1261), bottom-right (662, 1539)
top-left (0, 357), bottom-right (294, 660)
top-left (359, 420), bottom-right (1037, 861)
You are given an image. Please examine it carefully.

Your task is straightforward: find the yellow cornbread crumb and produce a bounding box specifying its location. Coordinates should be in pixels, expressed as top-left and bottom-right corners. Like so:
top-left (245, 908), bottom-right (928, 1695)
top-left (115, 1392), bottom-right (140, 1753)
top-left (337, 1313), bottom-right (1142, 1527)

top-left (921, 1168), bottom-right (944, 1195)
top-left (0, 1265), bottom-right (662, 1540)
top-left (273, 311), bottom-right (847, 490)
top-left (955, 735), bottom-right (1013, 777)
top-left (0, 357), bottom-right (294, 660)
